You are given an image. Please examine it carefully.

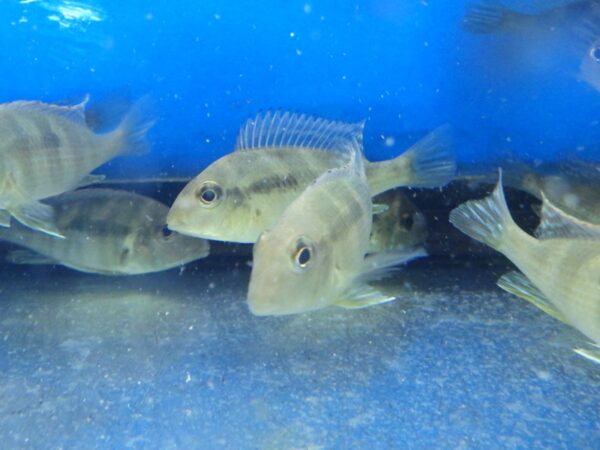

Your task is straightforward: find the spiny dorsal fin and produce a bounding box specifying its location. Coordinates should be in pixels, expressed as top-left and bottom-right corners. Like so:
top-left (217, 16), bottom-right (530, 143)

top-left (3, 95), bottom-right (89, 125)
top-left (235, 111), bottom-right (364, 156)
top-left (535, 193), bottom-right (600, 240)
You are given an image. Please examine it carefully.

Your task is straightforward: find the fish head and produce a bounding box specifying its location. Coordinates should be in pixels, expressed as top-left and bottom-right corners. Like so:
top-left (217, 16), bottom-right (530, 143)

top-left (579, 38), bottom-right (600, 92)
top-left (167, 155), bottom-right (257, 243)
top-left (247, 229), bottom-right (333, 316)
top-left (123, 225), bottom-right (210, 274)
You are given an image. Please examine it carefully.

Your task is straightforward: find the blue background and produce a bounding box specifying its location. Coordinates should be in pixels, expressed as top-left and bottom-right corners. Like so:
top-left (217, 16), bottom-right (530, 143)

top-left (1, 0), bottom-right (599, 177)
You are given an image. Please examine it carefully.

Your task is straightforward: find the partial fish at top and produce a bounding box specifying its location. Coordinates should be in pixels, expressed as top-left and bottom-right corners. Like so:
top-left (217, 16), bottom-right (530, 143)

top-left (450, 172), bottom-right (600, 364)
top-left (247, 148), bottom-right (426, 316)
top-left (167, 111), bottom-right (455, 243)
top-left (0, 96), bottom-right (155, 238)
top-left (463, 0), bottom-right (600, 91)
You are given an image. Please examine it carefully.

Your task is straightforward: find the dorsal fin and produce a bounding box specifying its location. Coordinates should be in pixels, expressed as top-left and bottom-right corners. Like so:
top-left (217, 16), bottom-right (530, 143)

top-left (235, 111), bottom-right (364, 156)
top-left (3, 95), bottom-right (90, 124)
top-left (535, 193), bottom-right (600, 240)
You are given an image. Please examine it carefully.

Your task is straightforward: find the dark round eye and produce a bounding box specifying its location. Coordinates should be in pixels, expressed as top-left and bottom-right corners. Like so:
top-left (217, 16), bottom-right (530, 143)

top-left (591, 46), bottom-right (600, 62)
top-left (161, 226), bottom-right (173, 238)
top-left (196, 181), bottom-right (223, 207)
top-left (400, 214), bottom-right (414, 230)
top-left (292, 238), bottom-right (314, 270)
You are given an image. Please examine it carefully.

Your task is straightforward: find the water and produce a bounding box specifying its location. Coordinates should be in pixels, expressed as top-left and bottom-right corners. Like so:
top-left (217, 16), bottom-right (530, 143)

top-left (0, 0), bottom-right (599, 448)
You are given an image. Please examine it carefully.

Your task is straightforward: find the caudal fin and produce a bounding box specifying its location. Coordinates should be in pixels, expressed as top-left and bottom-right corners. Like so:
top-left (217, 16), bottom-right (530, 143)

top-left (462, 2), bottom-right (522, 34)
top-left (110, 96), bottom-right (156, 156)
top-left (449, 171), bottom-right (514, 250)
top-left (402, 125), bottom-right (456, 188)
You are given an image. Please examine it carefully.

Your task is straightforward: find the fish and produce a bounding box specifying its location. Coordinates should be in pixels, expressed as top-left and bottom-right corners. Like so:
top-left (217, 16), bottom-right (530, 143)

top-left (247, 148), bottom-right (426, 316)
top-left (502, 157), bottom-right (600, 224)
top-left (0, 188), bottom-right (209, 275)
top-left (167, 111), bottom-right (455, 243)
top-left (0, 96), bottom-right (154, 238)
top-left (462, 0), bottom-right (600, 35)
top-left (368, 189), bottom-right (428, 253)
top-left (449, 172), bottom-right (600, 363)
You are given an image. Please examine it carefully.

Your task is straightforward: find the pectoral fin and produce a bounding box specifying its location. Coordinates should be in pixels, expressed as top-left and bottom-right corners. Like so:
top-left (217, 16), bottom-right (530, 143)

top-left (76, 174), bottom-right (106, 188)
top-left (0, 209), bottom-right (11, 227)
top-left (10, 201), bottom-right (65, 239)
top-left (335, 284), bottom-right (397, 309)
top-left (372, 203), bottom-right (389, 215)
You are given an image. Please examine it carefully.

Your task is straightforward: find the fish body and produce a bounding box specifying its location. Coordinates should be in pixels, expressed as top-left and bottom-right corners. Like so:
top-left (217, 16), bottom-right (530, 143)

top-left (0, 188), bottom-right (209, 275)
top-left (450, 174), bottom-right (600, 359)
top-left (368, 190), bottom-right (428, 253)
top-left (167, 111), bottom-right (454, 243)
top-left (247, 150), bottom-right (425, 316)
top-left (0, 97), bottom-right (154, 237)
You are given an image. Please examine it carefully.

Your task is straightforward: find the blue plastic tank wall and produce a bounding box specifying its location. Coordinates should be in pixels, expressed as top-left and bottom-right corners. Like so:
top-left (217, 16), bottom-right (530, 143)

top-left (1, 0), bottom-right (599, 179)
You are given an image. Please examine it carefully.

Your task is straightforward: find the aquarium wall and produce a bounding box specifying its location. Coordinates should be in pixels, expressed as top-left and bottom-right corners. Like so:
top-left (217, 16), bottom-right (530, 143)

top-left (2, 0), bottom-right (599, 179)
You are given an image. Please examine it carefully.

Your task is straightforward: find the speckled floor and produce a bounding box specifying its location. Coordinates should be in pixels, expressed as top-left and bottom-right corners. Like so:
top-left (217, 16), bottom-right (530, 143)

top-left (0, 260), bottom-right (598, 449)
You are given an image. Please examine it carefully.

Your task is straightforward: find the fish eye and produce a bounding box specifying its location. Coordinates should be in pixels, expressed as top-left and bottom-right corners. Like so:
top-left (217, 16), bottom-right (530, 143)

top-left (161, 226), bottom-right (173, 238)
top-left (292, 238), bottom-right (314, 270)
top-left (196, 181), bottom-right (223, 207)
top-left (591, 46), bottom-right (600, 62)
top-left (400, 214), bottom-right (414, 230)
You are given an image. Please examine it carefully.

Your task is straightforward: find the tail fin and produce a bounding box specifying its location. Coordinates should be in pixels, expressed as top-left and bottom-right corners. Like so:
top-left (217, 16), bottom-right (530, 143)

top-left (402, 125), bottom-right (456, 188)
top-left (369, 125), bottom-right (456, 194)
top-left (110, 96), bottom-right (156, 156)
top-left (462, 2), bottom-right (523, 34)
top-left (449, 170), bottom-right (514, 250)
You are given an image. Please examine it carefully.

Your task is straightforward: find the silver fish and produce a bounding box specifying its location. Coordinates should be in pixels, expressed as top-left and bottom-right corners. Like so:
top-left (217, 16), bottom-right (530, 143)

top-left (247, 149), bottom-right (425, 316)
top-left (167, 111), bottom-right (454, 243)
top-left (0, 188), bottom-right (209, 275)
top-left (450, 172), bottom-right (600, 363)
top-left (0, 96), bottom-right (154, 238)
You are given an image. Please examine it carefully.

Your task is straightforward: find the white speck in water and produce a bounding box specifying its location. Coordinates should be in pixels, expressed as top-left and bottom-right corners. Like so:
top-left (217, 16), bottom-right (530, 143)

top-left (384, 136), bottom-right (395, 147)
top-left (303, 3), bottom-right (312, 14)
top-left (185, 372), bottom-right (192, 383)
top-left (290, 31), bottom-right (295, 38)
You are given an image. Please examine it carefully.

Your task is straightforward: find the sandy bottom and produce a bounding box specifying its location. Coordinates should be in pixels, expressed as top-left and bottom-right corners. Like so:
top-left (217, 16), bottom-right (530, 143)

top-left (0, 260), bottom-right (598, 449)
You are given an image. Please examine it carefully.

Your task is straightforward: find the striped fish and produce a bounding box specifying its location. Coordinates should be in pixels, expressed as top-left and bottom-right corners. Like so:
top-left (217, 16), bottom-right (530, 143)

top-left (0, 188), bottom-right (209, 275)
top-left (167, 111), bottom-right (455, 243)
top-left (247, 150), bottom-right (426, 316)
top-left (0, 96), bottom-right (154, 238)
top-left (450, 172), bottom-right (600, 363)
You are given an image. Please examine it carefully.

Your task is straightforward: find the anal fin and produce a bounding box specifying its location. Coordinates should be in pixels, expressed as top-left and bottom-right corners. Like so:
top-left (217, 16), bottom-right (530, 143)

top-left (10, 201), bottom-right (65, 239)
top-left (497, 271), bottom-right (567, 323)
